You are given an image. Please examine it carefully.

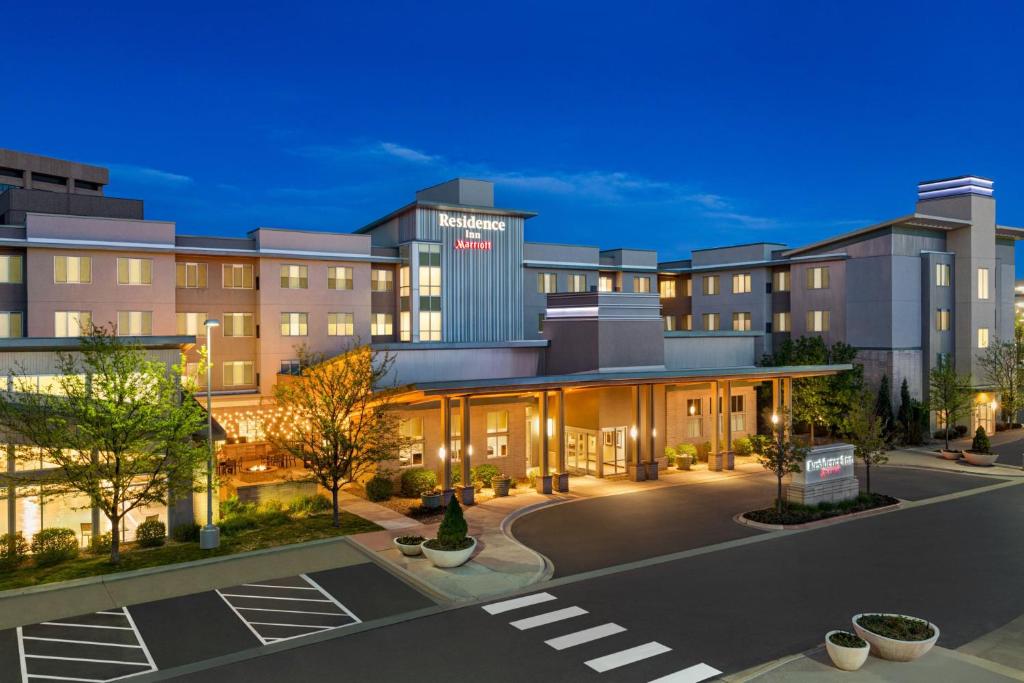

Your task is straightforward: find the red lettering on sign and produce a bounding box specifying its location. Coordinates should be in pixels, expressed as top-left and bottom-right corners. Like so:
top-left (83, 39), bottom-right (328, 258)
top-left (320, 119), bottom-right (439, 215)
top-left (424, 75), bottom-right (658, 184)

top-left (455, 239), bottom-right (493, 251)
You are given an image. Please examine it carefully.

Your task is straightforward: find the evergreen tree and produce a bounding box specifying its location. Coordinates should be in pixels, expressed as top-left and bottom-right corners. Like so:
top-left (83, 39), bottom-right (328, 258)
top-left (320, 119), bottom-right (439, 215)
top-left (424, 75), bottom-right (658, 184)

top-left (435, 496), bottom-right (469, 549)
top-left (875, 375), bottom-right (895, 441)
top-left (897, 378), bottom-right (913, 442)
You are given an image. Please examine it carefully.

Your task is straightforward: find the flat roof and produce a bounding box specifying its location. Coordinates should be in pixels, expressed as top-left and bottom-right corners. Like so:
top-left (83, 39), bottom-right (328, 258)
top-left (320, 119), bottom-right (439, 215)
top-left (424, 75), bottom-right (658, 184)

top-left (0, 336), bottom-right (196, 352)
top-left (354, 200), bottom-right (538, 234)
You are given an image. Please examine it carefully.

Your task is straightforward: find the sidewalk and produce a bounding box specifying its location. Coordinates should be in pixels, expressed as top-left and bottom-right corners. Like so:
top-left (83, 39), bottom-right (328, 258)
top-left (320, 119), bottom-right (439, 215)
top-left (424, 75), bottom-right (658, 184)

top-left (887, 447), bottom-right (1024, 478)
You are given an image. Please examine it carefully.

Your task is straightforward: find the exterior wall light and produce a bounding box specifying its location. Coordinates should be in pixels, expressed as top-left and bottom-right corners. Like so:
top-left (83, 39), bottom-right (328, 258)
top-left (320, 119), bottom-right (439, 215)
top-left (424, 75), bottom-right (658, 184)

top-left (467, 444), bottom-right (473, 456)
top-left (438, 446), bottom-right (446, 460)
top-left (546, 418), bottom-right (554, 437)
top-left (651, 428), bottom-right (657, 438)
top-left (771, 413), bottom-right (779, 425)
top-left (630, 426), bottom-right (638, 440)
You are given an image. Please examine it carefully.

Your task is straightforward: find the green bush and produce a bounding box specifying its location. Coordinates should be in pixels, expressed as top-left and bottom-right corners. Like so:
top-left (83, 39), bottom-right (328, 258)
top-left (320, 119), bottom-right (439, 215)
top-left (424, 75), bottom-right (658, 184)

top-left (31, 528), bottom-right (79, 566)
top-left (221, 496), bottom-right (257, 518)
top-left (473, 463), bottom-right (501, 487)
top-left (400, 467), bottom-right (437, 497)
top-left (426, 496), bottom-right (470, 551)
top-left (732, 437), bottom-right (753, 456)
top-left (93, 532), bottom-right (113, 554)
top-left (676, 443), bottom-right (697, 458)
top-left (288, 494), bottom-right (331, 515)
top-left (172, 523), bottom-right (201, 543)
top-left (136, 520), bottom-right (166, 548)
top-left (256, 509), bottom-right (291, 526)
top-left (258, 499), bottom-right (284, 514)
top-left (748, 434), bottom-right (770, 455)
top-left (856, 614), bottom-right (935, 641)
top-left (972, 426), bottom-right (991, 454)
top-left (0, 532), bottom-right (29, 569)
top-left (663, 446), bottom-right (677, 465)
top-left (365, 476), bottom-right (393, 502)
top-left (219, 514), bottom-right (258, 536)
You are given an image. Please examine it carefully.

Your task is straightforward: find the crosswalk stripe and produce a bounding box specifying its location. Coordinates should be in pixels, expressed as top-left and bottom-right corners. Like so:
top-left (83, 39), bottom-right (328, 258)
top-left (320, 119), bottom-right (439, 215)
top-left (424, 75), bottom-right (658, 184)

top-left (648, 663), bottom-right (723, 682)
top-left (509, 606), bottom-right (588, 631)
top-left (585, 641), bottom-right (672, 673)
top-left (545, 623), bottom-right (626, 650)
top-left (482, 592), bottom-right (557, 615)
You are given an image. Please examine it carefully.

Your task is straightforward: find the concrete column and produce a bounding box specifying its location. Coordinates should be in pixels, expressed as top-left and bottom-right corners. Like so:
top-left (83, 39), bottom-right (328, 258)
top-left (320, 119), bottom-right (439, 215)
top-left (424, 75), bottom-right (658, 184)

top-left (710, 380), bottom-right (721, 471)
top-left (771, 378), bottom-right (781, 420)
top-left (645, 384), bottom-right (658, 480)
top-left (441, 396), bottom-right (453, 504)
top-left (629, 384), bottom-right (647, 481)
top-left (536, 391), bottom-right (552, 493)
top-left (555, 389), bottom-right (569, 492)
top-left (723, 380), bottom-right (734, 470)
top-left (460, 396), bottom-right (474, 505)
top-left (783, 377), bottom-right (793, 439)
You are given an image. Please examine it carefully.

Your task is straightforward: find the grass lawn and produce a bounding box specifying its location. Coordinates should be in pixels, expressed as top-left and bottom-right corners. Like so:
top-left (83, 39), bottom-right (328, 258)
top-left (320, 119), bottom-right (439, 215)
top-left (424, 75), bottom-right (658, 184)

top-left (0, 511), bottom-right (381, 592)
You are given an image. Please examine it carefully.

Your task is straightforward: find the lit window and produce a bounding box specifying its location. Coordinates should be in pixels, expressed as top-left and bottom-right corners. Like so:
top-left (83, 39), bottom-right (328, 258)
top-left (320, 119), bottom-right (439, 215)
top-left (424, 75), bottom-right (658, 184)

top-left (806, 266), bottom-right (830, 290)
top-left (280, 359), bottom-right (301, 375)
top-left (327, 266), bottom-right (353, 290)
top-left (54, 256), bottom-right (91, 284)
top-left (486, 410), bottom-right (509, 458)
top-left (281, 264), bottom-right (308, 289)
top-left (371, 313), bottom-right (393, 336)
top-left (117, 257), bottom-right (153, 286)
top-left (682, 314), bottom-right (693, 331)
top-left (0, 255), bottom-right (23, 284)
top-left (399, 417), bottom-right (424, 466)
top-left (0, 311), bottom-right (23, 338)
top-left (686, 398), bottom-right (702, 437)
top-left (684, 278), bottom-right (692, 297)
top-left (703, 313), bottom-right (719, 331)
top-left (327, 312), bottom-right (354, 336)
top-left (176, 312), bottom-right (208, 336)
top-left (773, 311), bottom-right (791, 332)
top-left (598, 274), bottom-right (616, 292)
top-left (936, 309), bottom-right (951, 332)
top-left (223, 360), bottom-right (255, 387)
top-left (729, 395), bottom-right (746, 432)
top-left (568, 274), bottom-right (587, 292)
top-left (117, 311), bottom-right (152, 336)
top-left (659, 279), bottom-right (676, 298)
top-left (633, 276), bottom-right (651, 293)
top-left (977, 268), bottom-right (990, 300)
top-left (806, 310), bottom-right (830, 332)
top-left (223, 312), bottom-right (254, 337)
top-left (371, 268), bottom-right (394, 292)
top-left (936, 263), bottom-right (951, 287)
top-left (732, 312), bottom-right (752, 331)
top-left (773, 270), bottom-right (790, 292)
top-left (176, 262), bottom-right (208, 288)
top-left (732, 273), bottom-right (752, 294)
top-left (223, 263), bottom-right (254, 289)
top-left (537, 272), bottom-right (557, 293)
top-left (418, 244), bottom-right (442, 341)
top-left (978, 327), bottom-right (990, 348)
top-left (399, 263), bottom-right (411, 342)
top-left (664, 316), bottom-right (677, 331)
top-left (54, 311), bottom-right (91, 337)
top-left (703, 275), bottom-right (719, 295)
top-left (281, 312), bottom-right (309, 336)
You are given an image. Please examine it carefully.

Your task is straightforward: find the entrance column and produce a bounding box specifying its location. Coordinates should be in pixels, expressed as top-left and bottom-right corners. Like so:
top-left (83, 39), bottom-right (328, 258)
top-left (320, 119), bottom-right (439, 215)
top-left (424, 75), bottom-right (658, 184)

top-left (441, 396), bottom-right (453, 504)
top-left (629, 384), bottom-right (647, 481)
top-left (783, 377), bottom-right (793, 439)
top-left (536, 391), bottom-right (552, 494)
top-left (723, 380), bottom-right (733, 470)
top-left (555, 389), bottom-right (569, 492)
top-left (710, 380), bottom-right (721, 471)
top-left (646, 384), bottom-right (658, 480)
top-left (459, 396), bottom-right (474, 505)
top-left (771, 378), bottom-right (781, 422)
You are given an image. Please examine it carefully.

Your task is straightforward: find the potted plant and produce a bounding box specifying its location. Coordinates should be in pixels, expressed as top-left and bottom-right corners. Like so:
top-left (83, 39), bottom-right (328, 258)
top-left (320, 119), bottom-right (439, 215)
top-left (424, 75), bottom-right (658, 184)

top-left (492, 474), bottom-right (511, 497)
top-left (422, 497), bottom-right (476, 568)
top-left (825, 630), bottom-right (869, 671)
top-left (421, 488), bottom-right (443, 509)
top-left (393, 535), bottom-right (426, 556)
top-left (677, 443), bottom-right (696, 470)
top-left (852, 613), bottom-right (940, 661)
top-left (963, 426), bottom-right (999, 466)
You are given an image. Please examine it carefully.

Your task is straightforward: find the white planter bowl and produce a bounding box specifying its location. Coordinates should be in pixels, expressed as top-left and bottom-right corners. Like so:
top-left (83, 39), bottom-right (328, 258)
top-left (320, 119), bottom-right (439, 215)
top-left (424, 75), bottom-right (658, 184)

top-left (393, 538), bottom-right (424, 556)
top-left (852, 614), bottom-right (939, 661)
top-left (421, 536), bottom-right (476, 568)
top-left (825, 630), bottom-right (869, 671)
top-left (939, 449), bottom-right (961, 460)
top-left (963, 451), bottom-right (999, 466)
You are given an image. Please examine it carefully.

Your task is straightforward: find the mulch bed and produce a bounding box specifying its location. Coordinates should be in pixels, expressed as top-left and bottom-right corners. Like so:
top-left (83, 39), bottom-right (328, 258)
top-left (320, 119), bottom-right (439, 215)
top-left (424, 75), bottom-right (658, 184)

top-left (743, 492), bottom-right (899, 526)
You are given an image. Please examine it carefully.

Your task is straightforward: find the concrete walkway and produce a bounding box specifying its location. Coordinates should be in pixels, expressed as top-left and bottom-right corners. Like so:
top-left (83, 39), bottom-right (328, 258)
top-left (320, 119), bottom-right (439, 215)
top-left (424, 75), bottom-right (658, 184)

top-left (888, 447), bottom-right (1024, 478)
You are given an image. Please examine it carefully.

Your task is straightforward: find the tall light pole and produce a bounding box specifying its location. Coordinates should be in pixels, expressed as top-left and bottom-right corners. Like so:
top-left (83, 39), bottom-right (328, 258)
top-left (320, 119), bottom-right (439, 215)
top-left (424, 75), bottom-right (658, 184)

top-left (200, 319), bottom-right (221, 550)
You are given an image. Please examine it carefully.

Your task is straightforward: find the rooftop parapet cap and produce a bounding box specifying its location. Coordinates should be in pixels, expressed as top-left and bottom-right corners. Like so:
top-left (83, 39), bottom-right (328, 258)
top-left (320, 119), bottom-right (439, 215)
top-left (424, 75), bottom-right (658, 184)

top-left (918, 176), bottom-right (994, 200)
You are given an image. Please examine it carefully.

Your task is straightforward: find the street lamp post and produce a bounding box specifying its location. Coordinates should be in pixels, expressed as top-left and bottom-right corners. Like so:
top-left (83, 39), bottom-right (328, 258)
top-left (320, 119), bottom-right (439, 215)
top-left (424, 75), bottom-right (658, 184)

top-left (200, 319), bottom-right (221, 550)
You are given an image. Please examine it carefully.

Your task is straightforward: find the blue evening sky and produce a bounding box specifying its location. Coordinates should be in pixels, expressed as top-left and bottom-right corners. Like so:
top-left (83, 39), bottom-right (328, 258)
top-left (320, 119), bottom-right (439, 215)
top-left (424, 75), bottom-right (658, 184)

top-left (4, 1), bottom-right (1023, 268)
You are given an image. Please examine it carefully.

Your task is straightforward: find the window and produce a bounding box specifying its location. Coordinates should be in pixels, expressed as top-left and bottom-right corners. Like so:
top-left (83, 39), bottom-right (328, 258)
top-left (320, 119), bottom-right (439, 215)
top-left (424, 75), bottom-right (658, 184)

top-left (54, 311), bottom-right (91, 337)
top-left (222, 312), bottom-right (254, 337)
top-left (633, 276), bottom-right (651, 293)
top-left (598, 274), bottom-right (615, 292)
top-left (686, 398), bottom-right (702, 416)
top-left (537, 272), bottom-right (557, 293)
top-left (806, 266), bottom-right (830, 289)
top-left (0, 311), bottom-right (23, 338)
top-left (327, 312), bottom-right (353, 336)
top-left (486, 410), bottom-right (509, 458)
top-left (450, 408), bottom-right (463, 461)
top-left (327, 266), bottom-right (353, 290)
top-left (223, 263), bottom-right (254, 289)
top-left (176, 262), bottom-right (208, 288)
top-left (117, 257), bottom-right (152, 285)
top-left (568, 274), bottom-right (587, 293)
top-left (281, 264), bottom-right (308, 289)
top-left (371, 268), bottom-right (393, 292)
top-left (978, 327), bottom-right (990, 348)
top-left (686, 398), bottom-right (702, 437)
top-left (682, 314), bottom-right (693, 331)
top-left (936, 309), bottom-right (951, 332)
top-left (703, 313), bottom-right (720, 331)
top-left (732, 273), bottom-right (752, 294)
top-left (702, 275), bottom-right (719, 295)
top-left (730, 394), bottom-right (746, 431)
top-left (732, 312), bottom-right (752, 331)
top-left (659, 279), bottom-right (676, 298)
top-left (176, 312), bottom-right (208, 336)
top-left (418, 244), bottom-right (442, 341)
top-left (538, 313), bottom-right (545, 333)
top-left (773, 270), bottom-right (790, 292)
top-left (664, 315), bottom-right (676, 331)
top-left (117, 311), bottom-right (152, 336)
top-left (684, 278), bottom-right (693, 297)
top-left (223, 360), bottom-right (255, 387)
top-left (280, 359), bottom-right (302, 375)
top-left (0, 255), bottom-right (22, 283)
top-left (773, 311), bottom-right (791, 332)
top-left (371, 313), bottom-right (393, 336)
top-left (977, 268), bottom-right (990, 300)
top-left (281, 312), bottom-right (309, 336)
top-left (399, 417), bottom-right (424, 466)
top-left (936, 263), bottom-right (951, 287)
top-left (806, 310), bottom-right (830, 332)
top-left (54, 256), bottom-right (91, 284)
top-left (399, 263), bottom-right (411, 342)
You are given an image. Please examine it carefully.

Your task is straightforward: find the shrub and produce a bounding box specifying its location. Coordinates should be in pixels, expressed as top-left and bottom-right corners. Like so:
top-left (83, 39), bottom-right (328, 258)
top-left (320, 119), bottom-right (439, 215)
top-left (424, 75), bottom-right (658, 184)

top-left (365, 476), bottom-right (393, 502)
top-left (955, 424), bottom-right (969, 437)
top-left (0, 532), bottom-right (29, 569)
top-left (219, 514), bottom-right (258, 536)
top-left (676, 443), bottom-right (697, 458)
top-left (289, 494), bottom-right (331, 515)
top-left (426, 497), bottom-right (470, 551)
top-left (400, 467), bottom-right (437, 497)
top-left (221, 496), bottom-right (257, 518)
top-left (395, 535), bottom-right (425, 545)
top-left (136, 520), bottom-right (166, 548)
top-left (971, 426), bottom-right (991, 454)
top-left (829, 631), bottom-right (866, 648)
top-left (855, 614), bottom-right (934, 641)
top-left (92, 532), bottom-right (113, 554)
top-left (748, 434), bottom-right (770, 456)
top-left (31, 528), bottom-right (79, 566)
top-left (258, 499), bottom-right (285, 514)
top-left (172, 523), bottom-right (201, 543)
top-left (473, 463), bottom-right (501, 487)
top-left (732, 437), bottom-right (753, 456)
top-left (663, 446), bottom-right (677, 466)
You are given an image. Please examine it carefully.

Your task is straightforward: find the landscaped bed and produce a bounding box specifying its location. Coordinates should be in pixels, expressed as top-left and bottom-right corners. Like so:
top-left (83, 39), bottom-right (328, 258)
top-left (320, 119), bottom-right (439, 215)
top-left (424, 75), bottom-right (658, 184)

top-left (743, 492), bottom-right (899, 526)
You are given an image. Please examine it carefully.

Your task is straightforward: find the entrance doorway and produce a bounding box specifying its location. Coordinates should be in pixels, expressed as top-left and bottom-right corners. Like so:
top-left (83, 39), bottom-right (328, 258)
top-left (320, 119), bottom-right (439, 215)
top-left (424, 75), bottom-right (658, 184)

top-left (975, 402), bottom-right (996, 435)
top-left (601, 427), bottom-right (627, 476)
top-left (566, 427), bottom-right (598, 475)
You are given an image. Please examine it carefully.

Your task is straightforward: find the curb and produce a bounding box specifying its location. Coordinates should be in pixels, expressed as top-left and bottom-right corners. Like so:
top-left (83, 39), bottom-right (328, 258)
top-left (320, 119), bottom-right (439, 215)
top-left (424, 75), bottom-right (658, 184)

top-left (733, 501), bottom-right (903, 532)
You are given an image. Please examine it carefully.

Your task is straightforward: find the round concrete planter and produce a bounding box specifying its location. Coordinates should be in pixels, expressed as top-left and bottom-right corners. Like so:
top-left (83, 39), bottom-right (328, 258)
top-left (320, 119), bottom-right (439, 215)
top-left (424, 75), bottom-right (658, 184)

top-left (825, 630), bottom-right (869, 671)
top-left (939, 449), bottom-right (961, 460)
top-left (421, 537), bottom-right (476, 568)
top-left (852, 614), bottom-right (939, 661)
top-left (393, 537), bottom-right (424, 556)
top-left (420, 492), bottom-right (442, 508)
top-left (963, 451), bottom-right (999, 466)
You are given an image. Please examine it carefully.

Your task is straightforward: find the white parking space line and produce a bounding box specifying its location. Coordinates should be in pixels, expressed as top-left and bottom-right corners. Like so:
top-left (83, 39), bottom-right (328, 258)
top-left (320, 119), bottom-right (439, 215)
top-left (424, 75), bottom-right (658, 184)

top-left (38, 623), bottom-right (133, 630)
top-left (22, 637), bottom-right (144, 648)
top-left (482, 592), bottom-right (557, 615)
top-left (545, 623), bottom-right (627, 650)
top-left (241, 584), bottom-right (318, 590)
top-left (218, 594), bottom-right (333, 603)
top-left (25, 655), bottom-right (152, 666)
top-left (648, 663), bottom-right (723, 683)
top-left (585, 642), bottom-right (672, 673)
top-left (510, 606), bottom-right (588, 631)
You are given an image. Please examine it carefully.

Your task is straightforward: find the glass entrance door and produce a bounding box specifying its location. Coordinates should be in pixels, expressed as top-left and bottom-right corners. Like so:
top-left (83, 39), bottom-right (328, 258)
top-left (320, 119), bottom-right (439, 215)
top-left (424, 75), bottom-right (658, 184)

top-left (601, 427), bottom-right (627, 476)
top-left (566, 427), bottom-right (599, 475)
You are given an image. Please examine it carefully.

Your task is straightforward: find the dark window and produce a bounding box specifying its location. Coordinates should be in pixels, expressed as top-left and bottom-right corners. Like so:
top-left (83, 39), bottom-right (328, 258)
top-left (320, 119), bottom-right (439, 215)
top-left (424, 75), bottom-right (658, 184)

top-left (31, 172), bottom-right (67, 186)
top-left (766, 321), bottom-right (773, 334)
top-left (0, 167), bottom-right (23, 180)
top-left (74, 179), bottom-right (102, 191)
top-left (765, 281), bottom-right (772, 294)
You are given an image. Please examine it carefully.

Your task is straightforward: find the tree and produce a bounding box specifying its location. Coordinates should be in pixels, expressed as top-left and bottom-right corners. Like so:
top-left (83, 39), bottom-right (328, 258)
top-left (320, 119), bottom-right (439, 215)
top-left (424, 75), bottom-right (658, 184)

top-left (875, 375), bottom-right (895, 442)
top-left (0, 327), bottom-right (206, 564)
top-left (927, 357), bottom-right (973, 450)
top-left (756, 409), bottom-right (808, 512)
top-left (845, 389), bottom-right (887, 494)
top-left (269, 343), bottom-right (407, 528)
top-left (978, 322), bottom-right (1024, 427)
top-left (897, 378), bottom-right (913, 438)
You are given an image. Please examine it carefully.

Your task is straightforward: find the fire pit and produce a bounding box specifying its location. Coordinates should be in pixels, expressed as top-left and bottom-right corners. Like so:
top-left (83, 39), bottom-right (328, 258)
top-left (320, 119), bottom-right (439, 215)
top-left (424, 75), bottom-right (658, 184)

top-left (238, 463), bottom-right (280, 483)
